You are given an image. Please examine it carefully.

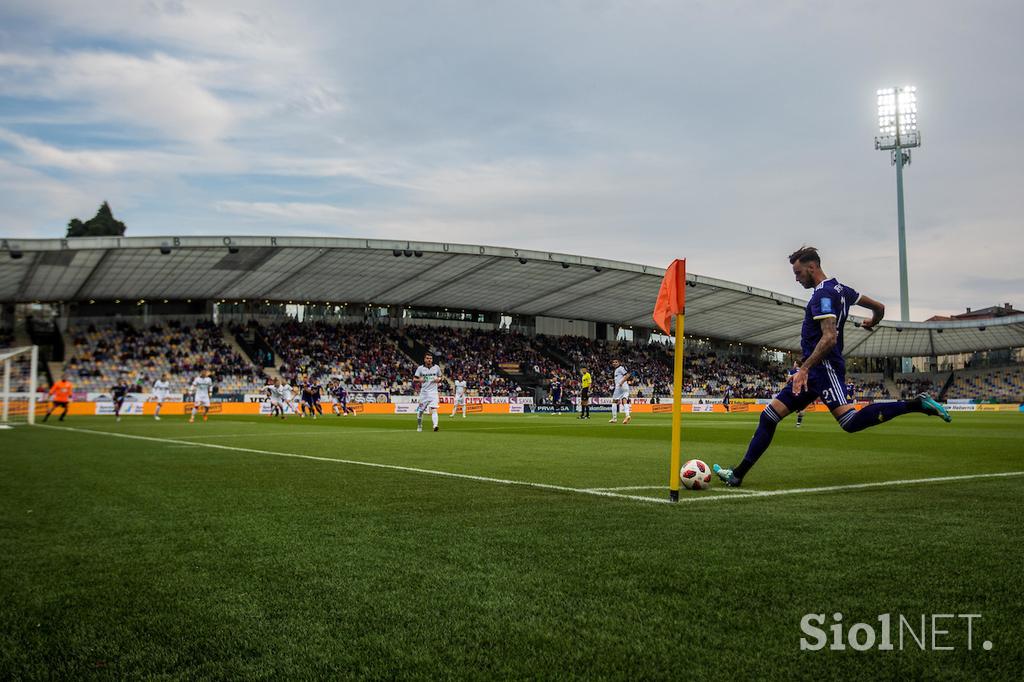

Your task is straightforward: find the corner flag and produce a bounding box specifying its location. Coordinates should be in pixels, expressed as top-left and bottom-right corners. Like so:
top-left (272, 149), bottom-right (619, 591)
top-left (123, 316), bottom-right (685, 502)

top-left (653, 259), bottom-right (686, 334)
top-left (653, 259), bottom-right (686, 502)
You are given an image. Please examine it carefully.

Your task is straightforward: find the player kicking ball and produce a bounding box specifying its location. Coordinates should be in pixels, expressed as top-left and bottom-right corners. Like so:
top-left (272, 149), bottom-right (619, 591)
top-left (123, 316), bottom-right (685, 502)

top-left (608, 359), bottom-right (632, 424)
top-left (713, 247), bottom-right (950, 487)
top-left (414, 352), bottom-right (441, 432)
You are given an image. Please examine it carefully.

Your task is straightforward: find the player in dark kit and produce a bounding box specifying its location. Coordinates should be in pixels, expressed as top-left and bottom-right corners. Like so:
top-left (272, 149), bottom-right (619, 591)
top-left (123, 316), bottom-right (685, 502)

top-left (714, 247), bottom-right (951, 487)
top-left (308, 379), bottom-right (324, 416)
top-left (300, 377), bottom-right (320, 419)
top-left (550, 378), bottom-right (562, 414)
top-left (331, 380), bottom-right (356, 416)
top-left (722, 387), bottom-right (732, 412)
top-left (111, 378), bottom-right (130, 422)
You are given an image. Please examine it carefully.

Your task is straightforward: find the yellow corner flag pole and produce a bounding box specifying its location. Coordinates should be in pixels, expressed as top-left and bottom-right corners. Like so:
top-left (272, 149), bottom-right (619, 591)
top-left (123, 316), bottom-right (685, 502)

top-left (653, 258), bottom-right (686, 502)
top-left (668, 311), bottom-right (685, 502)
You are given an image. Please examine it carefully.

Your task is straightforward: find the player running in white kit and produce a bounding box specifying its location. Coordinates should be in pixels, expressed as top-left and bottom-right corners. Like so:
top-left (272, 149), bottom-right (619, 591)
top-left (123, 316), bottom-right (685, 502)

top-left (152, 373), bottom-right (171, 420)
top-left (414, 353), bottom-right (442, 432)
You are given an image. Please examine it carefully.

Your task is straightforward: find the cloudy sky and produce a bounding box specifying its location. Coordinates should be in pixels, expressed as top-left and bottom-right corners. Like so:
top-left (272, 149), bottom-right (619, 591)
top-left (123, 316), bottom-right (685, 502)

top-left (1, 0), bottom-right (1021, 319)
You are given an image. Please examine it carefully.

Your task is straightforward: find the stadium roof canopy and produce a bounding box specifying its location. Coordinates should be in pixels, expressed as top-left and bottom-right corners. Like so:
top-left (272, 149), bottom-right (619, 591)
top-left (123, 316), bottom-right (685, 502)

top-left (2, 235), bottom-right (1023, 358)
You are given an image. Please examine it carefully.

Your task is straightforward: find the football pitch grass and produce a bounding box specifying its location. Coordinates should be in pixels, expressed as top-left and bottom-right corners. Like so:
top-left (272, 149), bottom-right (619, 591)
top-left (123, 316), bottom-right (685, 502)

top-left (2, 412), bottom-right (1022, 679)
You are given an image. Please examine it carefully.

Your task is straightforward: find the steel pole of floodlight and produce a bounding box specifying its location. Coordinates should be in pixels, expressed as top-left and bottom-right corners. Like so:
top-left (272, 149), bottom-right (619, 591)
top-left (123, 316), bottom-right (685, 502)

top-left (893, 94), bottom-right (911, 328)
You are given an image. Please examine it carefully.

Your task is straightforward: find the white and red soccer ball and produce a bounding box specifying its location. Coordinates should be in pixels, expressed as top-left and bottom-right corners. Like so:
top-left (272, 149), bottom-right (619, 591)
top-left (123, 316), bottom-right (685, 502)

top-left (680, 459), bottom-right (712, 490)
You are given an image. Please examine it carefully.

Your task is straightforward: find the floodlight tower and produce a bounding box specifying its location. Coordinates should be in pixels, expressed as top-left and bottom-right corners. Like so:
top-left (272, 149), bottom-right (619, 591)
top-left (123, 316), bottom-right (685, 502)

top-left (875, 86), bottom-right (919, 373)
top-left (874, 86), bottom-right (920, 324)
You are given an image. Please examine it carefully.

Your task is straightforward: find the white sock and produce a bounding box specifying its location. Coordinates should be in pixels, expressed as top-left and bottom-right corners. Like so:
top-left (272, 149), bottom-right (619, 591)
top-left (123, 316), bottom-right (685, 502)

top-left (611, 402), bottom-right (618, 419)
top-left (155, 404), bottom-right (161, 416)
top-left (462, 404), bottom-right (466, 416)
top-left (624, 402), bottom-right (631, 417)
top-left (432, 412), bottom-right (439, 428)
top-left (417, 410), bottom-right (423, 427)
top-left (190, 407), bottom-right (197, 418)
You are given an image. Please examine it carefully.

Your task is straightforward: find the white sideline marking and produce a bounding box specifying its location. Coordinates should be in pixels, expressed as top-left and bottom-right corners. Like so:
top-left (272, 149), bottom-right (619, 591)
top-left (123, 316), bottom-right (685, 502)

top-left (33, 425), bottom-right (1024, 506)
top-left (588, 485), bottom-right (757, 494)
top-left (173, 430), bottom-right (331, 440)
top-left (587, 485), bottom-right (667, 491)
top-left (707, 471), bottom-right (1024, 502)
top-left (36, 425), bottom-right (673, 505)
top-left (172, 429), bottom-right (410, 440)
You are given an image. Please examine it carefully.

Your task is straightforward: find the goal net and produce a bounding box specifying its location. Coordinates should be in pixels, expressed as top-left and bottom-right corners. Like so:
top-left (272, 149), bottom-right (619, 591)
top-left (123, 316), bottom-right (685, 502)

top-left (1, 345), bottom-right (39, 428)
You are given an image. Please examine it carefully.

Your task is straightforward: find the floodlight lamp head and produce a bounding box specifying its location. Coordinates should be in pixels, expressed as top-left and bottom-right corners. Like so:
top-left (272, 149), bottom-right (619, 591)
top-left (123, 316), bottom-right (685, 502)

top-left (875, 85), bottom-right (920, 150)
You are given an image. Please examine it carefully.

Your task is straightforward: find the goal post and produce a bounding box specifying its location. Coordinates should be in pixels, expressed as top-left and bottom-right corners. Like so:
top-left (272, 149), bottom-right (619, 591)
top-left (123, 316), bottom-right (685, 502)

top-left (1, 345), bottom-right (40, 428)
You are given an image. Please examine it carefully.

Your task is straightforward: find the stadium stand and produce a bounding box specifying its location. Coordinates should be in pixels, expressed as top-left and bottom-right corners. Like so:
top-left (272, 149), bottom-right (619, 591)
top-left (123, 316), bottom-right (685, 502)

top-left (64, 320), bottom-right (265, 395)
top-left (401, 326), bottom-right (527, 395)
top-left (848, 374), bottom-right (892, 399)
top-left (539, 335), bottom-right (673, 396)
top-left (260, 320), bottom-right (409, 392)
top-left (895, 375), bottom-right (945, 399)
top-left (682, 352), bottom-right (788, 400)
top-left (947, 365), bottom-right (1024, 402)
top-left (41, 315), bottom-right (1024, 403)
top-left (540, 336), bottom-right (788, 400)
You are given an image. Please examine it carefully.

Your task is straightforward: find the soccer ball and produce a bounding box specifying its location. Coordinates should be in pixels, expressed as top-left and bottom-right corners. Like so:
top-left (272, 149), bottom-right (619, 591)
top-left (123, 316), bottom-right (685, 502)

top-left (680, 459), bottom-right (712, 490)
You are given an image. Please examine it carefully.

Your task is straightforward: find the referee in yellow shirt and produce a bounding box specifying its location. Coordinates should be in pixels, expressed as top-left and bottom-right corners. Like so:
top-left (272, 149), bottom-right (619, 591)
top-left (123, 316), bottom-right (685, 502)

top-left (579, 367), bottom-right (592, 420)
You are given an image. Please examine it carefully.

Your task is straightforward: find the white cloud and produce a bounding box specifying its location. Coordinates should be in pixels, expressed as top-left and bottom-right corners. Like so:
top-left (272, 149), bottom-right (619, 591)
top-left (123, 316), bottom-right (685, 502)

top-left (0, 159), bottom-right (95, 236)
top-left (0, 50), bottom-right (233, 144)
top-left (0, 128), bottom-right (185, 173)
top-left (1, 1), bottom-right (1023, 320)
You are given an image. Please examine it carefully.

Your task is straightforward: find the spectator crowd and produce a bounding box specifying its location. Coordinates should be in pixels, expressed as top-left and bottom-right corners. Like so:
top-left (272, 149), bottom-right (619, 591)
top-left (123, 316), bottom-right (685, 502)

top-left (38, 318), bottom-right (1024, 403)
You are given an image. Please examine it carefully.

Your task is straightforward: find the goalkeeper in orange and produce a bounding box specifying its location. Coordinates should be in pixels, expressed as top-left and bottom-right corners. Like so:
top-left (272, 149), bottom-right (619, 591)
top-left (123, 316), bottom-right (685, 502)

top-left (43, 375), bottom-right (74, 422)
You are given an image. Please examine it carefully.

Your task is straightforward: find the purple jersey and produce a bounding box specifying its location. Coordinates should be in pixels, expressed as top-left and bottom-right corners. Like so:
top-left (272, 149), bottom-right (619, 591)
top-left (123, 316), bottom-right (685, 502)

top-left (334, 385), bottom-right (348, 401)
top-left (801, 278), bottom-right (860, 367)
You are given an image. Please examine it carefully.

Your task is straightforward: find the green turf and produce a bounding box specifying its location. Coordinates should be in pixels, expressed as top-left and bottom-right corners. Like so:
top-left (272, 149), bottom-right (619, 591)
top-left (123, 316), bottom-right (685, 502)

top-left (1, 412), bottom-right (1022, 679)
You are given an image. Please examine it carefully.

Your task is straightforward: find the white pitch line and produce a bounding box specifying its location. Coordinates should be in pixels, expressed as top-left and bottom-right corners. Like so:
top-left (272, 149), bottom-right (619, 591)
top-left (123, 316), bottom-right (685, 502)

top-left (587, 485), bottom-right (667, 491)
top-left (171, 430), bottom-right (333, 440)
top-left (32, 425), bottom-right (1024, 506)
top-left (707, 471), bottom-right (1024, 501)
top-left (588, 485), bottom-right (757, 494)
top-left (170, 427), bottom-right (418, 440)
top-left (35, 425), bottom-right (672, 505)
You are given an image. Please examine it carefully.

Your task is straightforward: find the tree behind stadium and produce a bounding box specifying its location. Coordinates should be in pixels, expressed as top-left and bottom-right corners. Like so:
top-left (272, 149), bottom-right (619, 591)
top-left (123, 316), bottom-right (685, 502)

top-left (66, 202), bottom-right (127, 237)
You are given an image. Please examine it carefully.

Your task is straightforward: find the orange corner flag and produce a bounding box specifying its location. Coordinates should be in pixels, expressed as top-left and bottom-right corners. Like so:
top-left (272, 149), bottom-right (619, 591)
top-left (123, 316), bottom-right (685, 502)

top-left (653, 259), bottom-right (686, 334)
